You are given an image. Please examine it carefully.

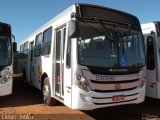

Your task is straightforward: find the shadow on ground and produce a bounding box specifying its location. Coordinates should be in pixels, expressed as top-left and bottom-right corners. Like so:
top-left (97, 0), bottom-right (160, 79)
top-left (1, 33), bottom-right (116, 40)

top-left (82, 97), bottom-right (160, 120)
top-left (0, 77), bottom-right (43, 108)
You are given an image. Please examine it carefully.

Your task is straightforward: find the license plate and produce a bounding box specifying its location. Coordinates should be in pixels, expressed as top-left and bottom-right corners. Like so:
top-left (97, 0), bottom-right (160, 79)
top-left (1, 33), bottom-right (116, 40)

top-left (112, 95), bottom-right (125, 101)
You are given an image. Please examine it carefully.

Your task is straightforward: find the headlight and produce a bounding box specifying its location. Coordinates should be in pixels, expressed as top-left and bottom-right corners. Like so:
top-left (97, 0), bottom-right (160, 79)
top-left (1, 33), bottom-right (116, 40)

top-left (76, 74), bottom-right (91, 92)
top-left (1, 68), bottom-right (9, 75)
top-left (1, 76), bottom-right (9, 84)
top-left (138, 68), bottom-right (145, 78)
top-left (0, 68), bottom-right (12, 84)
top-left (138, 68), bottom-right (146, 88)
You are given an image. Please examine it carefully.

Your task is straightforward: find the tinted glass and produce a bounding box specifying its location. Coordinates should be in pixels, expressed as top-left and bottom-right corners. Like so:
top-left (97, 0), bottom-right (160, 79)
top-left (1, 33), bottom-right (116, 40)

top-left (78, 22), bottom-right (145, 68)
top-left (0, 37), bottom-right (12, 66)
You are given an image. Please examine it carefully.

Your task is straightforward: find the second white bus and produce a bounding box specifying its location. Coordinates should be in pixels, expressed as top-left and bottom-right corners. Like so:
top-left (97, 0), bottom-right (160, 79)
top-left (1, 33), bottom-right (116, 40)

top-left (141, 21), bottom-right (160, 99)
top-left (19, 3), bottom-right (146, 110)
top-left (0, 22), bottom-right (17, 96)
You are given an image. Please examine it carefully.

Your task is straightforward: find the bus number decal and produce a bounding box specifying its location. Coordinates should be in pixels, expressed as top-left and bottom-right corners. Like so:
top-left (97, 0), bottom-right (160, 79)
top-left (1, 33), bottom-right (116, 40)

top-left (96, 75), bottom-right (115, 81)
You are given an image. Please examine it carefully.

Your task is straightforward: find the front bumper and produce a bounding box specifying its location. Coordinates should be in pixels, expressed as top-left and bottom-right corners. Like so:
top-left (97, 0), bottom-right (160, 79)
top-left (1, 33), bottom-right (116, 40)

top-left (71, 85), bottom-right (145, 110)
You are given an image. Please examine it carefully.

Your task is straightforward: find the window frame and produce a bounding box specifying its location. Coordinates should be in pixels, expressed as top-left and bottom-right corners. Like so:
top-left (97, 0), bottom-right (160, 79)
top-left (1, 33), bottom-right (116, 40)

top-left (41, 26), bottom-right (52, 56)
top-left (34, 32), bottom-right (42, 57)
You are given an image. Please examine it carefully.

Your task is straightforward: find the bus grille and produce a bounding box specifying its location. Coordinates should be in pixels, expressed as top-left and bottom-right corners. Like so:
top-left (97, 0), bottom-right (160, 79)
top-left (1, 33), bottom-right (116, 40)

top-left (89, 78), bottom-right (140, 92)
top-left (93, 87), bottom-right (138, 92)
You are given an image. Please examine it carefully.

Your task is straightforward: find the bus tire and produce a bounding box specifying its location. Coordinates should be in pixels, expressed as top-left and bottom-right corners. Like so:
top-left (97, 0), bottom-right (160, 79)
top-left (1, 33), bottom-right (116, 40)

top-left (23, 70), bottom-right (27, 85)
top-left (43, 77), bottom-right (56, 106)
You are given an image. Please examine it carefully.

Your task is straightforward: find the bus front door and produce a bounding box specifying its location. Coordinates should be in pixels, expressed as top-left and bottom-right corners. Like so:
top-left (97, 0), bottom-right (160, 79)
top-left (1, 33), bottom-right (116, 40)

top-left (55, 27), bottom-right (66, 98)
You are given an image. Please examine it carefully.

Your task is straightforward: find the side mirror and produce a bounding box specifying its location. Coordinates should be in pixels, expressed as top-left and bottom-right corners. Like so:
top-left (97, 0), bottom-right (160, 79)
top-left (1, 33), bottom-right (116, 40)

top-left (12, 35), bottom-right (17, 52)
top-left (68, 20), bottom-right (77, 38)
top-left (146, 35), bottom-right (155, 70)
top-left (12, 34), bottom-right (15, 42)
top-left (13, 42), bottom-right (17, 52)
top-left (147, 36), bottom-right (153, 42)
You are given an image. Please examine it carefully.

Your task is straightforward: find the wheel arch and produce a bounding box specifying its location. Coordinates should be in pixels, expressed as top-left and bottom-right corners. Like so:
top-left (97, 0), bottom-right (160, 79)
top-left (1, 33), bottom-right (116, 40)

top-left (41, 72), bottom-right (48, 91)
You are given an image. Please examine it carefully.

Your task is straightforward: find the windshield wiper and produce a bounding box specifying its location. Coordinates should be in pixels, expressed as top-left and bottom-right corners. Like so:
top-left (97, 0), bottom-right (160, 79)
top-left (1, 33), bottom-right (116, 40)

top-left (98, 21), bottom-right (118, 57)
top-left (98, 20), bottom-right (114, 42)
top-left (121, 24), bottom-right (131, 55)
top-left (125, 24), bottom-right (131, 41)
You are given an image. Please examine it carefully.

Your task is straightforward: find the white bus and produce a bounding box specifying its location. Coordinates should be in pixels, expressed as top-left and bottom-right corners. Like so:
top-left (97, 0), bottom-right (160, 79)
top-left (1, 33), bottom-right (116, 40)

top-left (19, 4), bottom-right (146, 110)
top-left (0, 22), bottom-right (17, 96)
top-left (141, 21), bottom-right (160, 99)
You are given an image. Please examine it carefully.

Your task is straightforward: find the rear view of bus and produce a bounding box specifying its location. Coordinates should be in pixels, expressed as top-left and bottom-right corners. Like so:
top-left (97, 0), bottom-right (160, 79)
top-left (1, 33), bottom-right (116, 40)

top-left (0, 22), bottom-right (14, 96)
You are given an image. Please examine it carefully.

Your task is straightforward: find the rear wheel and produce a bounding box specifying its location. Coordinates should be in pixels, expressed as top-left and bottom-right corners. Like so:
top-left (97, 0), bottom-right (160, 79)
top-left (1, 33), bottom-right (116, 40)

top-left (43, 77), bottom-right (56, 106)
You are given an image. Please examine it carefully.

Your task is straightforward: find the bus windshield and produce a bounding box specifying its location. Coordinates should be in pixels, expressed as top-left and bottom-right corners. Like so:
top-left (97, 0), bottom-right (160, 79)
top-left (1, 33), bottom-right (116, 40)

top-left (0, 36), bottom-right (12, 66)
top-left (78, 21), bottom-right (145, 68)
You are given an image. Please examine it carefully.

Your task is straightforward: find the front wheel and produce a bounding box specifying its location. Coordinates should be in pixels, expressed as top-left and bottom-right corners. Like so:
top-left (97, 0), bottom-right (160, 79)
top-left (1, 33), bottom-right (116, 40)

top-left (43, 77), bottom-right (56, 106)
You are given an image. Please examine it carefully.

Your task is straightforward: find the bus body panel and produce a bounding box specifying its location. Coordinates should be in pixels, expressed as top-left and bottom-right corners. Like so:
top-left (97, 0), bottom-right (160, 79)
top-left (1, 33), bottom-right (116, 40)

top-left (63, 63), bottom-right (72, 108)
top-left (63, 25), bottom-right (72, 108)
top-left (19, 5), bottom-right (76, 105)
top-left (146, 69), bottom-right (157, 98)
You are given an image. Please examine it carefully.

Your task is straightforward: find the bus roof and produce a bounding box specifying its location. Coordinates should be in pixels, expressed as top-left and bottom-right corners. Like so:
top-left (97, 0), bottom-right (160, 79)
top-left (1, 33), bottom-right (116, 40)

top-left (76, 3), bottom-right (138, 21)
top-left (0, 22), bottom-right (10, 26)
top-left (20, 3), bottom-right (140, 46)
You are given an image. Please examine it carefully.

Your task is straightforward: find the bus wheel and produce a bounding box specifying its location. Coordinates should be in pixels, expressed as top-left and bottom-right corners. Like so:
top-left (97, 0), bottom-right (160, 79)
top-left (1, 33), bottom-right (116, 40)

top-left (43, 77), bottom-right (56, 106)
top-left (23, 70), bottom-right (27, 85)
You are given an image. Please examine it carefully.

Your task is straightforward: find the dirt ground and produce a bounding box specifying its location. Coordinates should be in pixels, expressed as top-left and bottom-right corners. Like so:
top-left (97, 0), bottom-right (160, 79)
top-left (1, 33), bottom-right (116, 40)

top-left (0, 77), bottom-right (160, 120)
top-left (0, 77), bottom-right (92, 120)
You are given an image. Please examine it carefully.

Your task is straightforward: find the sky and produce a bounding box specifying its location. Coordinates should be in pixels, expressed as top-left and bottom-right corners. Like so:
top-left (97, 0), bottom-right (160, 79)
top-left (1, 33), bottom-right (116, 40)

top-left (0, 0), bottom-right (160, 47)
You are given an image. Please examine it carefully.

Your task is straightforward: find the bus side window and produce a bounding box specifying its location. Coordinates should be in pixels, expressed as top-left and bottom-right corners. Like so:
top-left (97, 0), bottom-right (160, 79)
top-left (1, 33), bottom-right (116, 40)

top-left (41, 27), bottom-right (52, 56)
top-left (20, 44), bottom-right (24, 53)
top-left (20, 41), bottom-right (28, 58)
top-left (66, 38), bottom-right (71, 68)
top-left (147, 36), bottom-right (155, 70)
top-left (34, 33), bottom-right (42, 57)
